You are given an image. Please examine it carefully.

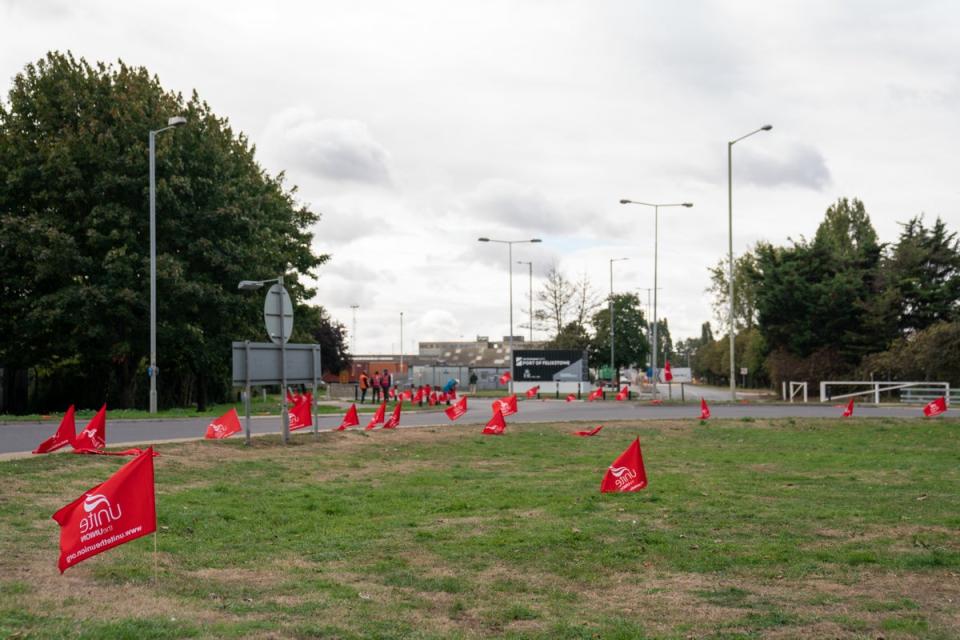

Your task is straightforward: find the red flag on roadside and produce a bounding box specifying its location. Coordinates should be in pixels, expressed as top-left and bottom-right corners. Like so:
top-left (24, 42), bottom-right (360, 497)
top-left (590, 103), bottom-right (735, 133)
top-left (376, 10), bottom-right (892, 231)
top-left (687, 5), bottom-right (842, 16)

top-left (587, 387), bottom-right (604, 402)
top-left (389, 387), bottom-right (397, 399)
top-left (616, 386), bottom-right (629, 401)
top-left (34, 406), bottom-right (77, 454)
top-left (923, 397), bottom-right (947, 417)
top-left (72, 405), bottom-right (106, 452)
top-left (401, 390), bottom-right (412, 401)
top-left (573, 425), bottom-right (603, 437)
top-left (650, 398), bottom-right (663, 405)
top-left (365, 402), bottom-right (387, 430)
top-left (289, 395), bottom-right (312, 431)
top-left (286, 389), bottom-right (295, 403)
top-left (499, 371), bottom-right (511, 385)
top-left (205, 408), bottom-right (242, 439)
top-left (491, 394), bottom-right (518, 417)
top-left (52, 448), bottom-right (157, 573)
top-left (337, 404), bottom-right (360, 431)
top-left (664, 360), bottom-right (673, 382)
top-left (566, 393), bottom-right (577, 402)
top-left (412, 388), bottom-right (424, 403)
top-left (699, 398), bottom-right (711, 420)
top-left (600, 438), bottom-right (648, 493)
top-left (482, 407), bottom-right (506, 435)
top-left (383, 401), bottom-right (403, 429)
top-left (445, 396), bottom-right (467, 421)
top-left (439, 391), bottom-right (448, 403)
top-left (428, 392), bottom-right (438, 406)
top-left (525, 386), bottom-right (540, 398)
top-left (842, 398), bottom-right (854, 418)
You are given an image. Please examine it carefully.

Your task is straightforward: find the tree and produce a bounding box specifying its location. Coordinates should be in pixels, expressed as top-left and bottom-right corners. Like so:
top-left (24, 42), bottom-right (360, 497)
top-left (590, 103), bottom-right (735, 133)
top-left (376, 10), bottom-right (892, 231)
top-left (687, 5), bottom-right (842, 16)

top-left (534, 264), bottom-right (574, 337)
top-left (0, 52), bottom-right (326, 411)
top-left (550, 321), bottom-right (591, 353)
top-left (572, 271), bottom-right (603, 330)
top-left (588, 293), bottom-right (650, 370)
top-left (708, 250), bottom-right (760, 331)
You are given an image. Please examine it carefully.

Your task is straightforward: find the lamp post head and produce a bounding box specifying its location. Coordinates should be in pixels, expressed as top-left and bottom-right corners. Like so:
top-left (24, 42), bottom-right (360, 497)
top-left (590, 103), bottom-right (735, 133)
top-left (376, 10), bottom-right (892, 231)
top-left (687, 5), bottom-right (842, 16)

top-left (478, 237), bottom-right (490, 242)
top-left (761, 124), bottom-right (772, 131)
top-left (530, 238), bottom-right (542, 243)
top-left (237, 280), bottom-right (264, 291)
top-left (167, 116), bottom-right (187, 127)
top-left (619, 199), bottom-right (631, 204)
top-left (682, 202), bottom-right (694, 208)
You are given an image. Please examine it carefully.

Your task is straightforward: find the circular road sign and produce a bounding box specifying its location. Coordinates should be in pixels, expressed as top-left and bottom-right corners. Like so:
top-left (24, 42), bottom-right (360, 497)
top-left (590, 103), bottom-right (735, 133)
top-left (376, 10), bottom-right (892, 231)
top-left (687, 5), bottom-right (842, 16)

top-left (264, 283), bottom-right (294, 344)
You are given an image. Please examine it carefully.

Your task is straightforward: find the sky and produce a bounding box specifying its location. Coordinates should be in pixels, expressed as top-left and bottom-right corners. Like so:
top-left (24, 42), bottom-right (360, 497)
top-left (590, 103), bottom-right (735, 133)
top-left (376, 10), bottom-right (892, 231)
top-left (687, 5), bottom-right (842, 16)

top-left (2, 1), bottom-right (959, 354)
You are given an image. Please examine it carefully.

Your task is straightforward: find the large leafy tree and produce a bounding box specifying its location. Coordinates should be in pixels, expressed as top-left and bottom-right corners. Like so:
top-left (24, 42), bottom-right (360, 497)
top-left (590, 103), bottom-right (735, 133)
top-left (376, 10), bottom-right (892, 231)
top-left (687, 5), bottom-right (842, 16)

top-left (588, 293), bottom-right (649, 370)
top-left (0, 52), bottom-right (328, 411)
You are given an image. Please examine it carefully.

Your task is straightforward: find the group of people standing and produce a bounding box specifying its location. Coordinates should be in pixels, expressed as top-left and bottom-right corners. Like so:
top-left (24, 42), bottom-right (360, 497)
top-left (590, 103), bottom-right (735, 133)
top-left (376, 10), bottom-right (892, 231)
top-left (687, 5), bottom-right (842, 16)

top-left (358, 369), bottom-right (394, 404)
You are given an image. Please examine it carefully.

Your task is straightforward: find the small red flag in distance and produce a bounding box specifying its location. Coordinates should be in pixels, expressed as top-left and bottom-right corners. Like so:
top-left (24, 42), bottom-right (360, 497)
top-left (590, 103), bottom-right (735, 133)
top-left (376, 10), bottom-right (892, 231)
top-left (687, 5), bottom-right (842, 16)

top-left (389, 387), bottom-right (397, 399)
top-left (72, 405), bottom-right (107, 452)
top-left (699, 399), bottom-right (711, 420)
top-left (482, 408), bottom-right (506, 435)
top-left (383, 401), bottom-right (403, 429)
top-left (34, 405), bottom-right (77, 454)
top-left (428, 392), bottom-right (438, 406)
top-left (525, 386), bottom-right (540, 398)
top-left (923, 397), bottom-right (947, 417)
top-left (600, 438), bottom-right (648, 493)
top-left (365, 402), bottom-right (387, 430)
top-left (491, 394), bottom-right (518, 417)
top-left (52, 448), bottom-right (157, 573)
top-left (401, 390), bottom-right (412, 401)
top-left (664, 360), bottom-right (673, 382)
top-left (499, 371), bottom-right (511, 385)
top-left (445, 396), bottom-right (468, 421)
top-left (573, 425), bottom-right (603, 437)
top-left (566, 393), bottom-right (577, 402)
top-left (616, 386), bottom-right (629, 401)
top-left (289, 395), bottom-right (312, 431)
top-left (205, 408), bottom-right (242, 439)
top-left (842, 398), bottom-right (854, 418)
top-left (587, 387), bottom-right (604, 402)
top-left (337, 404), bottom-right (360, 431)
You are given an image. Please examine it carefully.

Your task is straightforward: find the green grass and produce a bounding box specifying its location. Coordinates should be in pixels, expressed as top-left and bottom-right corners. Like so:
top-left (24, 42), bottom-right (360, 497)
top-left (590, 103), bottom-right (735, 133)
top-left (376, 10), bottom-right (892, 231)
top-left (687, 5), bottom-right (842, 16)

top-left (1, 418), bottom-right (958, 639)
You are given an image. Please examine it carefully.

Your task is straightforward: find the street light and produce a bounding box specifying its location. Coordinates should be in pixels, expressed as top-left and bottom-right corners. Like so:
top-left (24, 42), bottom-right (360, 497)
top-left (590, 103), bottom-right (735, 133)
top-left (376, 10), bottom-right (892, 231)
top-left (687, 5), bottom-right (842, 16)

top-left (609, 257), bottom-right (629, 386)
top-left (148, 115), bottom-right (187, 413)
top-left (516, 260), bottom-right (533, 342)
top-left (478, 237), bottom-right (542, 394)
top-left (728, 124), bottom-right (772, 401)
top-left (619, 199), bottom-right (693, 398)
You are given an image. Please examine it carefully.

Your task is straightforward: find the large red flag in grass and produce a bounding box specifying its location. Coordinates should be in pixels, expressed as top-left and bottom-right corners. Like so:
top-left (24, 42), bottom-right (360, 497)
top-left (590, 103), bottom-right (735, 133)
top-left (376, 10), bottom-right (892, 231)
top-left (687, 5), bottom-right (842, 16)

top-left (923, 397), bottom-right (947, 417)
top-left (600, 438), bottom-right (648, 493)
top-left (615, 386), bottom-right (629, 401)
top-left (72, 405), bottom-right (106, 452)
top-left (482, 408), bottom-right (506, 435)
top-left (573, 425), bottom-right (603, 437)
top-left (491, 394), bottom-right (518, 417)
top-left (383, 401), bottom-right (403, 429)
top-left (842, 398), bottom-right (854, 418)
top-left (337, 404), bottom-right (360, 431)
top-left (445, 396), bottom-right (467, 421)
top-left (365, 402), bottom-right (386, 430)
top-left (289, 394), bottom-right (312, 431)
top-left (699, 399), bottom-right (711, 420)
top-left (34, 406), bottom-right (76, 454)
top-left (205, 408), bottom-right (242, 439)
top-left (587, 386), bottom-right (604, 402)
top-left (52, 448), bottom-right (156, 573)
top-left (525, 386), bottom-right (540, 398)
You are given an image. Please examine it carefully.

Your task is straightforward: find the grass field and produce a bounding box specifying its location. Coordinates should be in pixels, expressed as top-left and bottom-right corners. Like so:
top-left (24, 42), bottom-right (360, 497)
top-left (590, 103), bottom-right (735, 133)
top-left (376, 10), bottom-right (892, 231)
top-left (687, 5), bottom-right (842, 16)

top-left (1, 417), bottom-right (958, 639)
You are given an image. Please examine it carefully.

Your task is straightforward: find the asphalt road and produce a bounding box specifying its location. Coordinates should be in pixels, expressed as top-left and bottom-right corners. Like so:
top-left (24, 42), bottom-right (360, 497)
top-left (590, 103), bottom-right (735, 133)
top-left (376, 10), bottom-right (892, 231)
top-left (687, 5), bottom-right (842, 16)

top-left (0, 398), bottom-right (939, 457)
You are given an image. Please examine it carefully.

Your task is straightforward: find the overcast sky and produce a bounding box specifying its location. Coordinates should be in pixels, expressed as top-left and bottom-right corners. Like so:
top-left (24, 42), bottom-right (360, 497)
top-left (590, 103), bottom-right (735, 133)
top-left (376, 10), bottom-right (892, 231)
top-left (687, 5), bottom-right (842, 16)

top-left (3, 1), bottom-right (959, 354)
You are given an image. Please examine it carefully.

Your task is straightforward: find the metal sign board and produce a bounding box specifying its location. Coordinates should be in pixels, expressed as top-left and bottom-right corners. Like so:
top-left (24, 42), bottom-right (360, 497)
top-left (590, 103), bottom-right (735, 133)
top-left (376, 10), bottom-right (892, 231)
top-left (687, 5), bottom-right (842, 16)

top-left (264, 284), bottom-right (294, 345)
top-left (232, 341), bottom-right (321, 386)
top-left (661, 367), bottom-right (692, 383)
top-left (513, 349), bottom-right (588, 382)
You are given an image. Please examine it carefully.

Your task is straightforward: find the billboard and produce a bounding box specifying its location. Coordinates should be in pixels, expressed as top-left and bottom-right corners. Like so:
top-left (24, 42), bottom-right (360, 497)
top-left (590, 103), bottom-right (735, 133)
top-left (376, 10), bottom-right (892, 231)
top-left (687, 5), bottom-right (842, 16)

top-left (513, 349), bottom-right (588, 382)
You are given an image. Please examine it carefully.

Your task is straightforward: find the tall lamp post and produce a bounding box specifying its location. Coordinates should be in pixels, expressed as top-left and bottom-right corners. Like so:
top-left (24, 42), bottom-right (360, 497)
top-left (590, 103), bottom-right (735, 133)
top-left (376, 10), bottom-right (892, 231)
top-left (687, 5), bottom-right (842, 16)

top-left (728, 124), bottom-right (772, 401)
top-left (619, 199), bottom-right (693, 398)
top-left (478, 237), bottom-right (542, 394)
top-left (516, 260), bottom-right (533, 342)
top-left (148, 115), bottom-right (187, 413)
top-left (609, 257), bottom-right (629, 385)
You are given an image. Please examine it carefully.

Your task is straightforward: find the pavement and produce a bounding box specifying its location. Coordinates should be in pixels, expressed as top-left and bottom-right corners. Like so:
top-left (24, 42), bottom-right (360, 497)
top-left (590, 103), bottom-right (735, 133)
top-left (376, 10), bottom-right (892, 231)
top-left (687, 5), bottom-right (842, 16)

top-left (0, 395), bottom-right (943, 458)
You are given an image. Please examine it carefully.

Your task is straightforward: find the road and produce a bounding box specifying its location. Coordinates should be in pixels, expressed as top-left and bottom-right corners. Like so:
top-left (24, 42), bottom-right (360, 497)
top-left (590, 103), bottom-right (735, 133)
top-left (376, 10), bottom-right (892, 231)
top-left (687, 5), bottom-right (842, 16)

top-left (0, 398), bottom-right (939, 457)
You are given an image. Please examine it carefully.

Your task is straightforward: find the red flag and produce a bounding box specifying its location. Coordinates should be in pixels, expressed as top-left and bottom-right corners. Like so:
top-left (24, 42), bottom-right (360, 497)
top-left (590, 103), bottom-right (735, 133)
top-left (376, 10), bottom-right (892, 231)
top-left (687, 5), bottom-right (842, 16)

top-left (842, 398), bottom-right (854, 418)
top-left (445, 396), bottom-right (468, 421)
top-left (650, 398), bottom-right (663, 405)
top-left (401, 389), bottom-right (412, 401)
top-left (412, 388), bottom-right (424, 403)
top-left (383, 401), bottom-right (403, 429)
top-left (923, 397), bottom-right (947, 417)
top-left (389, 387), bottom-right (397, 399)
top-left (525, 386), bottom-right (540, 398)
top-left (205, 408), bottom-right (242, 439)
top-left (337, 404), bottom-right (360, 431)
top-left (439, 391), bottom-right (449, 403)
top-left (33, 406), bottom-right (77, 454)
top-left (699, 398), bottom-right (711, 420)
top-left (72, 405), bottom-right (106, 452)
top-left (499, 371), bottom-right (511, 385)
top-left (600, 438), bottom-right (648, 493)
top-left (289, 395), bottom-right (312, 431)
top-left (587, 387), bottom-right (604, 402)
top-left (566, 393), bottom-right (577, 402)
top-left (664, 360), bottom-right (673, 382)
top-left (615, 386), bottom-right (629, 401)
top-left (428, 392), bottom-right (438, 406)
top-left (365, 402), bottom-right (387, 430)
top-left (482, 408), bottom-right (506, 435)
top-left (491, 394), bottom-right (518, 417)
top-left (573, 425), bottom-right (603, 437)
top-left (52, 448), bottom-right (157, 573)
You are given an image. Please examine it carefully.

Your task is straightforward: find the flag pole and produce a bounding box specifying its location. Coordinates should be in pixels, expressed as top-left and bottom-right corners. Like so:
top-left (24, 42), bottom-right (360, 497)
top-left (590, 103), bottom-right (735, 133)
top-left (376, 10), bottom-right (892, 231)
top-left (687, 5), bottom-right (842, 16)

top-left (153, 531), bottom-right (158, 584)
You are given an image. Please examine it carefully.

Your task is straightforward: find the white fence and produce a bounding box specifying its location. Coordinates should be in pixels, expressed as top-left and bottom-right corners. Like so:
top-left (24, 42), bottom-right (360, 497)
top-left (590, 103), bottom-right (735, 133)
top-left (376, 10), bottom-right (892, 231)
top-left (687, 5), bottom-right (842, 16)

top-left (820, 381), bottom-right (951, 405)
top-left (781, 381), bottom-right (808, 403)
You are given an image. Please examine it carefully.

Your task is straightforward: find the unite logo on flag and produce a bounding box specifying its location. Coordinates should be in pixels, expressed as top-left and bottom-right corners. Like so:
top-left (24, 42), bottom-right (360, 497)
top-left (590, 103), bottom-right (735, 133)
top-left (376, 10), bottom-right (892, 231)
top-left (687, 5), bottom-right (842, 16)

top-left (600, 438), bottom-right (648, 493)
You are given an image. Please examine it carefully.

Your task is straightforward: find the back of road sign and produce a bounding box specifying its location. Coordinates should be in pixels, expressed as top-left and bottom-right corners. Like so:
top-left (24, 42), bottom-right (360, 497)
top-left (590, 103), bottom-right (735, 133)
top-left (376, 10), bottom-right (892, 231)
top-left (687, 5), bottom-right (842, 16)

top-left (264, 284), bottom-right (293, 344)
